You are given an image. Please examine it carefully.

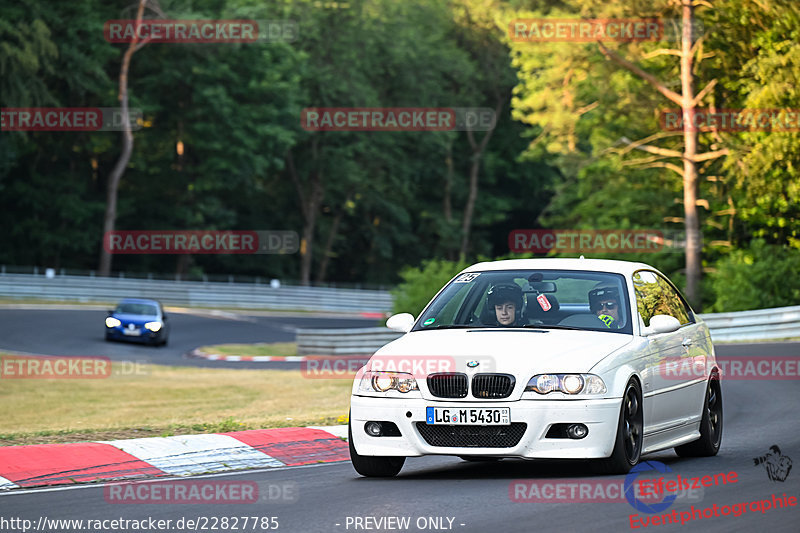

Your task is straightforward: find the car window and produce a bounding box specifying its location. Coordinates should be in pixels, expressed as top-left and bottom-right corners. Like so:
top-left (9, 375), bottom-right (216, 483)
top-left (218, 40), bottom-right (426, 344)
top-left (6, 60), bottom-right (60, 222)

top-left (436, 282), bottom-right (473, 324)
top-left (633, 271), bottom-right (661, 327)
top-left (656, 274), bottom-right (692, 325)
top-left (633, 270), bottom-right (691, 327)
top-left (413, 269), bottom-right (632, 334)
top-left (116, 303), bottom-right (158, 315)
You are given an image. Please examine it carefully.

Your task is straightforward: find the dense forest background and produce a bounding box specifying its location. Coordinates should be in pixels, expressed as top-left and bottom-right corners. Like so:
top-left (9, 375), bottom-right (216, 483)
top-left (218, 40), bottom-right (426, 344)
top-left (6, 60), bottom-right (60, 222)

top-left (1, 0), bottom-right (798, 311)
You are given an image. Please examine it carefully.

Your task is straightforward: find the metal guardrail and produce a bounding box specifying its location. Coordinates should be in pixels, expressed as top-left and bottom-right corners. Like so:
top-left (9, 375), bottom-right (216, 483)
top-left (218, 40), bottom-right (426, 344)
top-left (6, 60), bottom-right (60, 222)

top-left (295, 327), bottom-right (403, 356)
top-left (295, 305), bottom-right (800, 356)
top-left (698, 305), bottom-right (800, 343)
top-left (0, 273), bottom-right (392, 313)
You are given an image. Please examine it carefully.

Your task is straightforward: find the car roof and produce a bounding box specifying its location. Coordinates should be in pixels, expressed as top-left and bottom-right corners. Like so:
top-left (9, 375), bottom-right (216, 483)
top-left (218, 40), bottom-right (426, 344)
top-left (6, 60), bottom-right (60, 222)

top-left (460, 258), bottom-right (660, 277)
top-left (118, 298), bottom-right (160, 306)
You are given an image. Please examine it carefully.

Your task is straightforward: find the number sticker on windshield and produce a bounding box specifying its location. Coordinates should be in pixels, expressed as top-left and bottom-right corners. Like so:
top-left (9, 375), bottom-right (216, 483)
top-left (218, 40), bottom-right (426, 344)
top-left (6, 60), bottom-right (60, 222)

top-left (454, 273), bottom-right (481, 283)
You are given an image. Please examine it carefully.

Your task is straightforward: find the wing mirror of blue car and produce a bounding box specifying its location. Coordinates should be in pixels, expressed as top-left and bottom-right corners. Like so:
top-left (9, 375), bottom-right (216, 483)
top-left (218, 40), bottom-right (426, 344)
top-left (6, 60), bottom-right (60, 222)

top-left (386, 313), bottom-right (415, 333)
top-left (643, 314), bottom-right (681, 336)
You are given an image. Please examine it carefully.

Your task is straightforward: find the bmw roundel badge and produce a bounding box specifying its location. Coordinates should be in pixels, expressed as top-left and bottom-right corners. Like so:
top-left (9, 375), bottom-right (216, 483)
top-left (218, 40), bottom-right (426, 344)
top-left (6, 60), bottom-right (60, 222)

top-left (467, 360), bottom-right (479, 368)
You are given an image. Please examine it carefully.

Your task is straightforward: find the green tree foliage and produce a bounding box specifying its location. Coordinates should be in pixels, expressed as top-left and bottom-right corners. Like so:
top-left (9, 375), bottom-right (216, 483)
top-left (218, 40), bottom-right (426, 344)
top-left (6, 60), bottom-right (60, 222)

top-left (710, 240), bottom-right (800, 311)
top-left (707, 0), bottom-right (800, 248)
top-left (391, 259), bottom-right (470, 316)
top-left (504, 0), bottom-right (799, 309)
top-left (0, 0), bottom-right (796, 313)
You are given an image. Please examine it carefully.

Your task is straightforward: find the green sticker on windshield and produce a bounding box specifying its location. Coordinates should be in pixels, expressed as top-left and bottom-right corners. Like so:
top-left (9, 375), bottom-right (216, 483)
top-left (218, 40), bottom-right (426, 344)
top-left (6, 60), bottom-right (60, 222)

top-left (423, 318), bottom-right (435, 326)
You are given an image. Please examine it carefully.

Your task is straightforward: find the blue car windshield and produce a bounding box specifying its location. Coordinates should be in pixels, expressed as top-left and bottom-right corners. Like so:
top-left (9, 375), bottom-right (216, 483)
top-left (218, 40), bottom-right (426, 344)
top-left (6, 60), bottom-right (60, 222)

top-left (116, 303), bottom-right (158, 315)
top-left (412, 269), bottom-right (632, 334)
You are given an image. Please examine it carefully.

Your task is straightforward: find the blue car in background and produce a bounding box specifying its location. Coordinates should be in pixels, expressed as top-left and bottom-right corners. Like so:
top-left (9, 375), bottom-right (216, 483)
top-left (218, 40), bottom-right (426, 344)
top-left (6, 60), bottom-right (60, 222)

top-left (105, 298), bottom-right (170, 346)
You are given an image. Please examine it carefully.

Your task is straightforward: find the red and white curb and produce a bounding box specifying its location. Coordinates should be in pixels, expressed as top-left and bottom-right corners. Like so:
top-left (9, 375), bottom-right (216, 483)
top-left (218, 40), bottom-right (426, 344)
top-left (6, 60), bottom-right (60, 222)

top-left (0, 426), bottom-right (348, 491)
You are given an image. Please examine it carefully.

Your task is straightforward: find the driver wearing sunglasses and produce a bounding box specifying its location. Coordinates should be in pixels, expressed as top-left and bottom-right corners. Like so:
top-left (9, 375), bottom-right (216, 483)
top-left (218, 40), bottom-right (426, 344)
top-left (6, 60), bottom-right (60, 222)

top-left (589, 285), bottom-right (622, 329)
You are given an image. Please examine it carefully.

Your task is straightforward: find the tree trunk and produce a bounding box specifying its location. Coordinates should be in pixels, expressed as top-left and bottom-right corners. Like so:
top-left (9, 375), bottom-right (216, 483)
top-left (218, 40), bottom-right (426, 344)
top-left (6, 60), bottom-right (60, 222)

top-left (287, 142), bottom-right (324, 286)
top-left (458, 100), bottom-right (503, 261)
top-left (596, 1), bottom-right (722, 308)
top-left (98, 0), bottom-right (148, 276)
top-left (680, 0), bottom-right (701, 307)
top-left (315, 192), bottom-right (351, 284)
top-left (444, 137), bottom-right (454, 224)
top-left (458, 153), bottom-right (481, 261)
top-left (300, 211), bottom-right (316, 285)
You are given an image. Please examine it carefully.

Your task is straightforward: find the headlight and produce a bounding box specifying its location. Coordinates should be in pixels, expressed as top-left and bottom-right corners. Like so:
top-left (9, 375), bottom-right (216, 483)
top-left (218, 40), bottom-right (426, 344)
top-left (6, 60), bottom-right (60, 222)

top-left (533, 374), bottom-right (559, 394)
top-left (144, 321), bottom-right (162, 332)
top-left (359, 371), bottom-right (419, 394)
top-left (525, 374), bottom-right (606, 395)
top-left (562, 374), bottom-right (584, 394)
top-left (105, 317), bottom-right (121, 328)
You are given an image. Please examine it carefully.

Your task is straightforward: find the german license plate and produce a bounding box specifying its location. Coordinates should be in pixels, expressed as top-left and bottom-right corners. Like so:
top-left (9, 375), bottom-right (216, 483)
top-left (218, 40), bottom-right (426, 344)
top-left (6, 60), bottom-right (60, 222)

top-left (122, 328), bottom-right (141, 336)
top-left (426, 407), bottom-right (510, 426)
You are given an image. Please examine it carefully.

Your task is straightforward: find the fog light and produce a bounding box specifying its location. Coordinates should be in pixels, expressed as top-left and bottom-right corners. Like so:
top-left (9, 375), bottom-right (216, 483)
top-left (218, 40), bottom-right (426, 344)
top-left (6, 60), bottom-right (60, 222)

top-left (364, 421), bottom-right (382, 437)
top-left (566, 424), bottom-right (588, 439)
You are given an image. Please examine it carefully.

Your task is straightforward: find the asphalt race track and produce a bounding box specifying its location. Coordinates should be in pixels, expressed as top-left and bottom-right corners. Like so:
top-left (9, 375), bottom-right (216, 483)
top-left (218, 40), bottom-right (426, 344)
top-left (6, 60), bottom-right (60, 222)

top-left (0, 308), bottom-right (377, 369)
top-left (1, 341), bottom-right (798, 532)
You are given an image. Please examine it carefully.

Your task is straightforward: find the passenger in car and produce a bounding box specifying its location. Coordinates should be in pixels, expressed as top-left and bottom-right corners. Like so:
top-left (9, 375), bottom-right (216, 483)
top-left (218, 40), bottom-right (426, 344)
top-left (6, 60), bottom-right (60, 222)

top-left (589, 285), bottom-right (622, 328)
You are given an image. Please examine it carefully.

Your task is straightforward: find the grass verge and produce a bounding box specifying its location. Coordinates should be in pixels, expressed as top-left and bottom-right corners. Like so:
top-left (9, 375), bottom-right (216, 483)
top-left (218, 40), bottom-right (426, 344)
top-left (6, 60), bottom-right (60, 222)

top-left (0, 359), bottom-right (351, 446)
top-left (195, 343), bottom-right (298, 357)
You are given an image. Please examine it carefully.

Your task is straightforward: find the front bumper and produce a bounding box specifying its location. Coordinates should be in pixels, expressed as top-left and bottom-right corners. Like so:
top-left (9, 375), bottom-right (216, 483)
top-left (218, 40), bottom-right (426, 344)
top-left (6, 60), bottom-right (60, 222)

top-left (350, 395), bottom-right (621, 459)
top-left (106, 325), bottom-right (162, 342)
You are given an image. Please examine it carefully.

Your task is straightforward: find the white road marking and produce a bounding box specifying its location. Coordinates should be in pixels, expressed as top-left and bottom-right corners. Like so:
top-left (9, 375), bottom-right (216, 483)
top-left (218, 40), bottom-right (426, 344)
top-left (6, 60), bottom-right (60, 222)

top-left (0, 461), bottom-right (344, 497)
top-left (306, 425), bottom-right (348, 439)
top-left (97, 434), bottom-right (285, 476)
top-left (0, 475), bottom-right (19, 491)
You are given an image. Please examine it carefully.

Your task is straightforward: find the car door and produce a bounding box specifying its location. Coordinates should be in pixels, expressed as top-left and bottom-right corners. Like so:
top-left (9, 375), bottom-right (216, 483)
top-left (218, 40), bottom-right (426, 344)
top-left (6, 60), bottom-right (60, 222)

top-left (652, 274), bottom-right (707, 429)
top-left (633, 270), bottom-right (693, 434)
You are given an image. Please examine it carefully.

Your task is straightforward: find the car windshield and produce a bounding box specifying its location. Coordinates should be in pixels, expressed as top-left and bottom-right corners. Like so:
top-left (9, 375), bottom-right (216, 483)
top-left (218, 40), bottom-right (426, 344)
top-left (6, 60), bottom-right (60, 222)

top-left (115, 303), bottom-right (158, 315)
top-left (412, 269), bottom-right (632, 334)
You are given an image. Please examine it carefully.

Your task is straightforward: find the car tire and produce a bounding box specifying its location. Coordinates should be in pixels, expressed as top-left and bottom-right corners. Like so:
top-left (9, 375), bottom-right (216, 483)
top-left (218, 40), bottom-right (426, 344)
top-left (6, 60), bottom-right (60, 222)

top-left (675, 375), bottom-right (722, 457)
top-left (348, 421), bottom-right (405, 477)
top-left (595, 379), bottom-right (643, 475)
top-left (105, 333), bottom-right (113, 342)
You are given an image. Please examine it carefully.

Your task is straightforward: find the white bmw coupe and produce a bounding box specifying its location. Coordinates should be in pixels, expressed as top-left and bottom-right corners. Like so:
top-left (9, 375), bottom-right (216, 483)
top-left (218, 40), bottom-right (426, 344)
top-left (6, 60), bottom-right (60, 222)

top-left (349, 258), bottom-right (722, 477)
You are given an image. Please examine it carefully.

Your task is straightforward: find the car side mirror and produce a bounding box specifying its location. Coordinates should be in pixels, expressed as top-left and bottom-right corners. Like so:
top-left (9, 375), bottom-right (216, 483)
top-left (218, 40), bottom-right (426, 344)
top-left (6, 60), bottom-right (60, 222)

top-left (162, 314), bottom-right (168, 320)
top-left (386, 313), bottom-right (415, 333)
top-left (643, 314), bottom-right (681, 336)
top-left (107, 309), bottom-right (115, 315)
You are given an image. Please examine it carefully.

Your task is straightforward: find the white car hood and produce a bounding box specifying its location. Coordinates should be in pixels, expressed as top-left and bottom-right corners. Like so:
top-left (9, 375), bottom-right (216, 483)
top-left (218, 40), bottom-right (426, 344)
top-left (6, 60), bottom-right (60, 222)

top-left (371, 328), bottom-right (633, 376)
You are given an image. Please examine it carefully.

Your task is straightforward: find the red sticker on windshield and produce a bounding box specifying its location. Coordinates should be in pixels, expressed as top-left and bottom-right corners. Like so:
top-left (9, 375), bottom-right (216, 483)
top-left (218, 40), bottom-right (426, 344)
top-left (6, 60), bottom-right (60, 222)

top-left (537, 293), bottom-right (552, 311)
